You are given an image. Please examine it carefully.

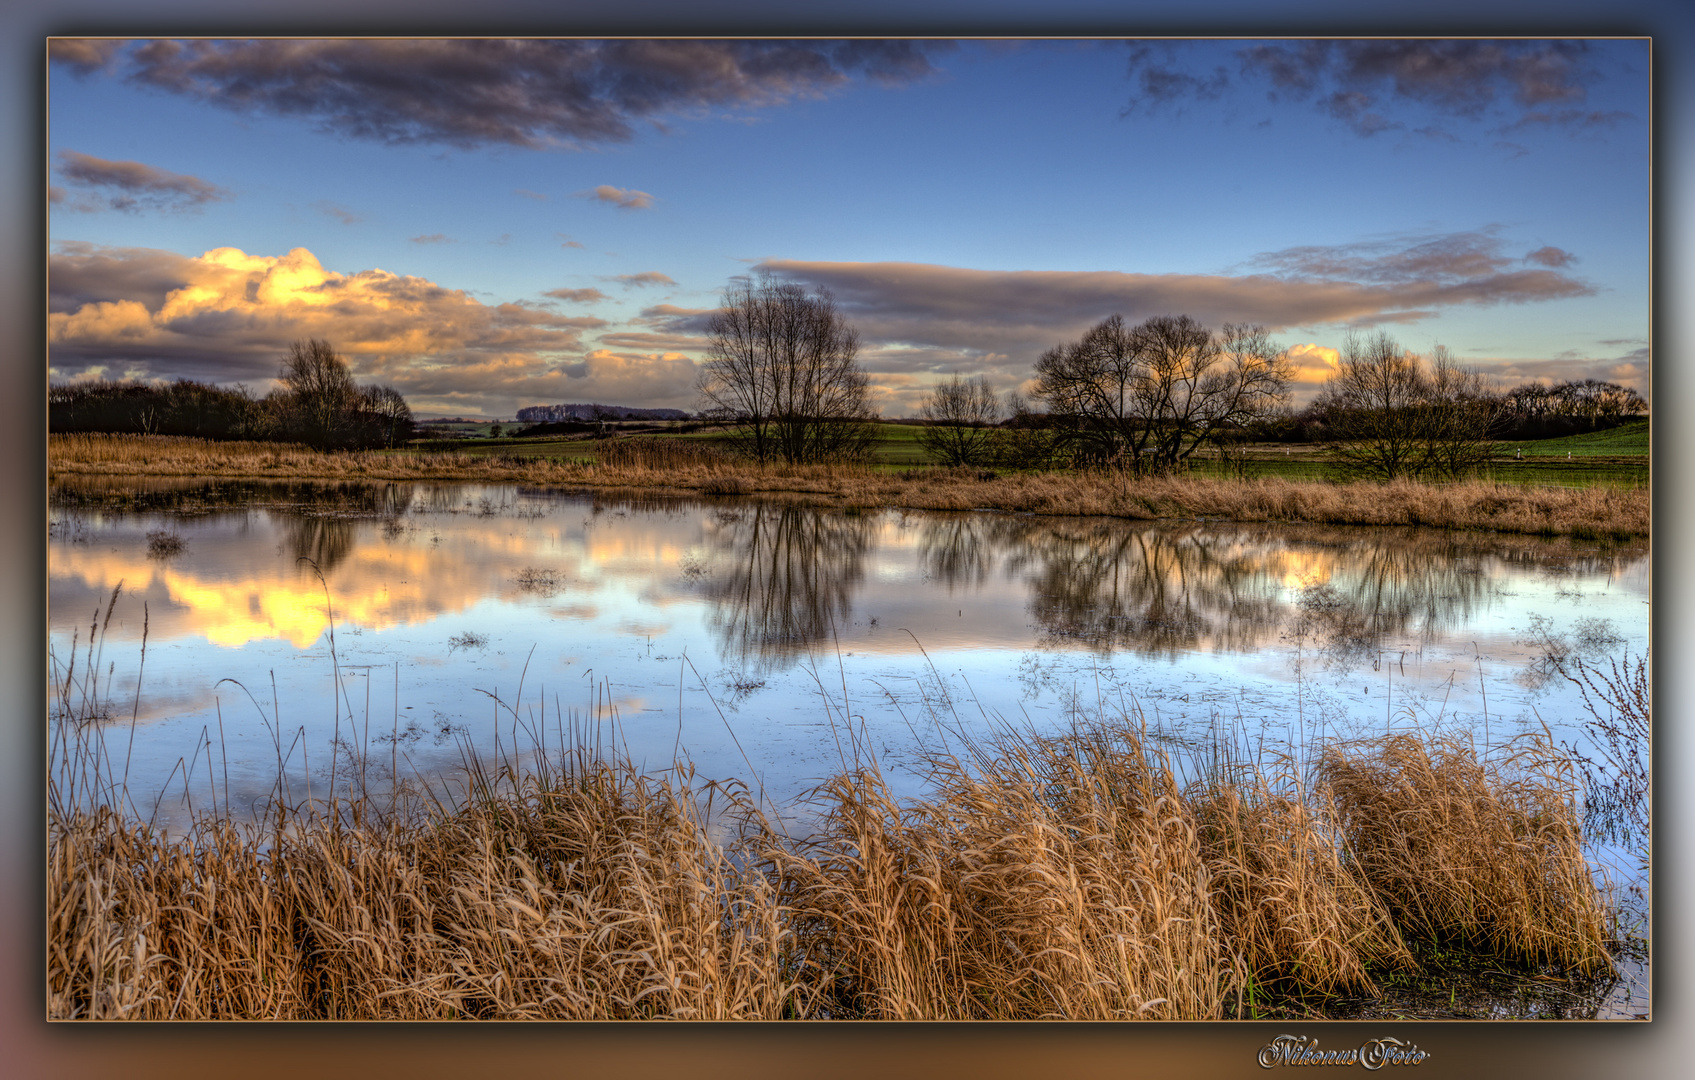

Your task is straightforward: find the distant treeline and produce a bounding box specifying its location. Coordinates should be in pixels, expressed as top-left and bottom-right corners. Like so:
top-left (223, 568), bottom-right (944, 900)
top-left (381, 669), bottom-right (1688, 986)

top-left (1285, 377), bottom-right (1647, 445)
top-left (50, 341), bottom-right (415, 450)
top-left (516, 403), bottom-right (691, 422)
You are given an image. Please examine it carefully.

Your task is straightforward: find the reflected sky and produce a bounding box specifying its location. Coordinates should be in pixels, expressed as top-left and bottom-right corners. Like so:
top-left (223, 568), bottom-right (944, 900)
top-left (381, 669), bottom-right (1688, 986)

top-left (49, 482), bottom-right (1650, 829)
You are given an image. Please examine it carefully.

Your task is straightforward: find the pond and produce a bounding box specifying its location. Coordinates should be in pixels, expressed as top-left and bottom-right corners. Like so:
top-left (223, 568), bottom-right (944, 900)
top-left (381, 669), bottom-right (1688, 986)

top-left (48, 478), bottom-right (1652, 1017)
top-left (49, 479), bottom-right (1648, 814)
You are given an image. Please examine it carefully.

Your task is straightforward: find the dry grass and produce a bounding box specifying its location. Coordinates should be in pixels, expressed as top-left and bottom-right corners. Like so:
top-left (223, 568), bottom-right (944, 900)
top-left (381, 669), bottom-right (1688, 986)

top-left (1316, 733), bottom-right (1611, 972)
top-left (48, 716), bottom-right (1618, 1020)
top-left (51, 433), bottom-right (1647, 538)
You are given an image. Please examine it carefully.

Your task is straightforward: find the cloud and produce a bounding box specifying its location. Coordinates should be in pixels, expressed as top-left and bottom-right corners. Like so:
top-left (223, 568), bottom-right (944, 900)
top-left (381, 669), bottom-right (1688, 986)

top-left (59, 39), bottom-right (952, 150)
top-left (556, 233), bottom-right (585, 249)
top-left (544, 287), bottom-right (609, 304)
top-left (409, 233), bottom-right (452, 245)
top-left (313, 200), bottom-right (362, 225)
top-left (513, 188), bottom-right (548, 200)
top-left (48, 244), bottom-right (606, 397)
top-left (582, 185), bottom-right (653, 210)
top-left (1466, 350), bottom-right (1650, 398)
top-left (609, 271), bottom-right (677, 289)
top-left (635, 304), bottom-right (715, 333)
top-left (1126, 40), bottom-right (1628, 139)
top-left (1524, 246), bottom-right (1576, 268)
top-left (1284, 343), bottom-right (1342, 388)
top-left (755, 231), bottom-right (1592, 361)
top-left (1495, 108), bottom-right (1634, 135)
top-left (48, 38), bottom-right (124, 74)
top-left (54, 150), bottom-right (228, 213)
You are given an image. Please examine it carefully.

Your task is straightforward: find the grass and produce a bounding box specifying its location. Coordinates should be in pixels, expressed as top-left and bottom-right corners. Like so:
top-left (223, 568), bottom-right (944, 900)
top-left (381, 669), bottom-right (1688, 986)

top-left (47, 600), bottom-right (1630, 1020)
top-left (51, 433), bottom-right (1649, 539)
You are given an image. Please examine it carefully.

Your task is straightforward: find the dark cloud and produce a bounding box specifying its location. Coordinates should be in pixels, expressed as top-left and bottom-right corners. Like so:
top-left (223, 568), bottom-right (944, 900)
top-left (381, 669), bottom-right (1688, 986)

top-left (1127, 40), bottom-right (1624, 139)
top-left (61, 39), bottom-right (952, 151)
top-left (756, 231), bottom-right (1593, 360)
top-left (54, 150), bottom-right (228, 213)
top-left (581, 184), bottom-right (653, 210)
top-left (49, 241), bottom-right (200, 314)
top-left (635, 304), bottom-right (714, 333)
top-left (609, 271), bottom-right (677, 288)
top-left (545, 287), bottom-right (609, 304)
top-left (595, 331), bottom-right (709, 353)
top-left (1525, 246), bottom-right (1577, 268)
top-left (48, 38), bottom-right (124, 74)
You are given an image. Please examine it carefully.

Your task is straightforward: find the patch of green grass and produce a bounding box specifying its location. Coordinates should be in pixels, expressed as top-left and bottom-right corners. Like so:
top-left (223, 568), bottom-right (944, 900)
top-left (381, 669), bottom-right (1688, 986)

top-left (1506, 419), bottom-right (1649, 457)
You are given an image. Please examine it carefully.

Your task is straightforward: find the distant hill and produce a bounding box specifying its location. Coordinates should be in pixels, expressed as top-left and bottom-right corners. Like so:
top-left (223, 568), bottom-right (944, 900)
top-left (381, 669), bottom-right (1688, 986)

top-left (517, 403), bottom-right (690, 422)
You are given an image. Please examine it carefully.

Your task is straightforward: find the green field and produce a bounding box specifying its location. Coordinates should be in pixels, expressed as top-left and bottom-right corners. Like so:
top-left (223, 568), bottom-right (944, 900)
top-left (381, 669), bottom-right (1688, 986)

top-left (1507, 419), bottom-right (1650, 456)
top-left (408, 418), bottom-right (1649, 488)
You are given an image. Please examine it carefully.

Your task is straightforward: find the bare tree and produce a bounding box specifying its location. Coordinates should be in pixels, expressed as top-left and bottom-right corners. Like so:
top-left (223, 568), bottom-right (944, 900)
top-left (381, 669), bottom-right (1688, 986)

top-left (916, 373), bottom-right (1002, 466)
top-left (279, 338), bottom-right (360, 447)
top-left (697, 276), bottom-right (877, 464)
top-left (361, 384), bottom-right (414, 448)
top-left (1316, 332), bottom-right (1500, 481)
top-left (1033, 314), bottom-right (1292, 474)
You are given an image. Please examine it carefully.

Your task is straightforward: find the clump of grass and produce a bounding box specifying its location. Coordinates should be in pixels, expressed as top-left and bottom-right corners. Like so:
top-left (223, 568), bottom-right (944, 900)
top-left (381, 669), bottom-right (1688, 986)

top-left (1565, 651), bottom-right (1649, 852)
top-left (144, 530), bottom-right (185, 558)
top-left (513, 567), bottom-right (563, 596)
top-left (1189, 755), bottom-right (1411, 1000)
top-left (1316, 732), bottom-right (1611, 972)
top-left (765, 723), bottom-right (1232, 1019)
top-left (446, 631), bottom-right (488, 652)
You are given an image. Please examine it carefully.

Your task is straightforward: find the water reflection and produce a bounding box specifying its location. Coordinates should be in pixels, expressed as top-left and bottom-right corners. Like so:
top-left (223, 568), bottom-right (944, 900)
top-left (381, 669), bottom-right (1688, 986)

top-left (700, 504), bottom-right (876, 671)
top-left (49, 484), bottom-right (1648, 682)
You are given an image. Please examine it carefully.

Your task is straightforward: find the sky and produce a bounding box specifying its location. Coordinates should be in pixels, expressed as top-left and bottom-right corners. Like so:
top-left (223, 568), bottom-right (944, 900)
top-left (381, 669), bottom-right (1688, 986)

top-left (46, 37), bottom-right (1651, 419)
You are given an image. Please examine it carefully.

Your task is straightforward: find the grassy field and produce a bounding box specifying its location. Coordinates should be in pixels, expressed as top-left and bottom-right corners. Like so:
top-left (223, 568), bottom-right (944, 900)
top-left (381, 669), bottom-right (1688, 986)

top-left (420, 418), bottom-right (1649, 488)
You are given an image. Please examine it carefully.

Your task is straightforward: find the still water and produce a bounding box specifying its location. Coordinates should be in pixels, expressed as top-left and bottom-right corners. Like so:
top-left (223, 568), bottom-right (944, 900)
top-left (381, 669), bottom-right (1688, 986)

top-left (49, 480), bottom-right (1648, 830)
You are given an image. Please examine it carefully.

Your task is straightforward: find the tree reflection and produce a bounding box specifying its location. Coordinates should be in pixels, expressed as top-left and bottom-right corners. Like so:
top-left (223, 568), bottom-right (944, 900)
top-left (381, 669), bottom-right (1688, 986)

top-left (700, 505), bottom-right (875, 671)
top-left (902, 515), bottom-right (1640, 666)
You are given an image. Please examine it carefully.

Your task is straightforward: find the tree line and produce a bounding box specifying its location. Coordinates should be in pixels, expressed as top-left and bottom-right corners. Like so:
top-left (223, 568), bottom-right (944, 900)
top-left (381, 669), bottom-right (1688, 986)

top-left (50, 339), bottom-right (414, 450)
top-left (696, 275), bottom-right (1644, 481)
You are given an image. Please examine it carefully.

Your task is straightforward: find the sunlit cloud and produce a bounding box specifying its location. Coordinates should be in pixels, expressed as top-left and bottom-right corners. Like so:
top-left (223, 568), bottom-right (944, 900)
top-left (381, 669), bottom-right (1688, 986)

top-left (513, 188), bottom-right (548, 201)
top-left (54, 149), bottom-right (228, 213)
top-left (49, 244), bottom-right (605, 397)
top-left (545, 287), bottom-right (609, 304)
top-left (53, 39), bottom-right (954, 150)
top-left (1285, 343), bottom-right (1341, 388)
top-left (582, 184), bottom-right (653, 210)
top-left (609, 271), bottom-right (677, 288)
top-left (409, 233), bottom-right (452, 244)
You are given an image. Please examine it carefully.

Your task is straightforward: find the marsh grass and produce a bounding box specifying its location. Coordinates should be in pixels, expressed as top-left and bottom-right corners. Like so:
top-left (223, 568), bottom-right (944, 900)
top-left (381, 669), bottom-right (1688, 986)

top-left (52, 433), bottom-right (1647, 538)
top-left (46, 597), bottom-right (1626, 1020)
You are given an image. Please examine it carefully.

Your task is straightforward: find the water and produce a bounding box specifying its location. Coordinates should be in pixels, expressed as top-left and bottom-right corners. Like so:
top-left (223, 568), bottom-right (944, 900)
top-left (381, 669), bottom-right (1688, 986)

top-left (49, 479), bottom-right (1648, 810)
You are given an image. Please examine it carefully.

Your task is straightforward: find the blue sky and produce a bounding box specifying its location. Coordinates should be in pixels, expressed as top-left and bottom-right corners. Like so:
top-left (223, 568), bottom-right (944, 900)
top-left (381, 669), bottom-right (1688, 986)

top-left (47, 38), bottom-right (1650, 418)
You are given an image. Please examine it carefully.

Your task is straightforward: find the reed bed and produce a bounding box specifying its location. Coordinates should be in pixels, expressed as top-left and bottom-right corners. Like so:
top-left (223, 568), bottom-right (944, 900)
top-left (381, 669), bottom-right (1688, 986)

top-left (50, 433), bottom-right (1647, 538)
top-left (1316, 732), bottom-right (1612, 972)
top-left (48, 713), bottom-right (1618, 1020)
